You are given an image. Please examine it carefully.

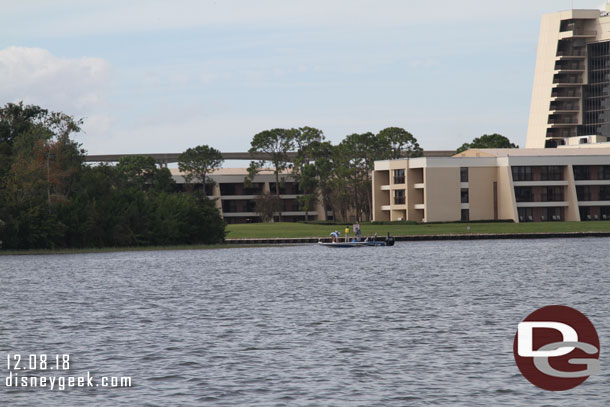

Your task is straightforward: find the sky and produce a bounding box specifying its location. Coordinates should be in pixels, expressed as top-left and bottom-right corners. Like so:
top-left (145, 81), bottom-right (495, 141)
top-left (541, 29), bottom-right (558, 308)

top-left (0, 0), bottom-right (608, 156)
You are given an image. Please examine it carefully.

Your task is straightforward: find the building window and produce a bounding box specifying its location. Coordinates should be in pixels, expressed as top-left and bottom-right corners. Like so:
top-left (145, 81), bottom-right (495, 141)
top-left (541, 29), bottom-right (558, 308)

top-left (518, 207), bottom-right (533, 222)
top-left (393, 169), bottom-right (405, 184)
top-left (573, 166), bottom-right (591, 181)
top-left (461, 209), bottom-right (469, 221)
top-left (546, 207), bottom-right (562, 221)
top-left (577, 186), bottom-right (591, 201)
top-left (515, 187), bottom-right (533, 202)
top-left (393, 189), bottom-right (405, 205)
top-left (460, 167), bottom-right (468, 182)
top-left (460, 188), bottom-right (469, 204)
top-left (602, 166), bottom-right (610, 180)
top-left (540, 166), bottom-right (564, 181)
top-left (512, 166), bottom-right (532, 181)
top-left (542, 186), bottom-right (564, 202)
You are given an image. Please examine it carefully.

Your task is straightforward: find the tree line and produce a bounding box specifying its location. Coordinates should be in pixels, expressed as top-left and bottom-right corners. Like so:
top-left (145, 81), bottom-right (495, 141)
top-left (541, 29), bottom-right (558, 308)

top-left (240, 128), bottom-right (517, 222)
top-left (242, 126), bottom-right (423, 222)
top-left (0, 103), bottom-right (225, 250)
top-left (0, 101), bottom-right (518, 249)
top-left (165, 127), bottom-right (425, 223)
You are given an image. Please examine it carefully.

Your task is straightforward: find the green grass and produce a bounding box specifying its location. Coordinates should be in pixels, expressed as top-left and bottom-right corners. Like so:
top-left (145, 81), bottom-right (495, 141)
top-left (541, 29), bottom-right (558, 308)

top-left (226, 221), bottom-right (610, 239)
top-left (0, 243), bottom-right (290, 256)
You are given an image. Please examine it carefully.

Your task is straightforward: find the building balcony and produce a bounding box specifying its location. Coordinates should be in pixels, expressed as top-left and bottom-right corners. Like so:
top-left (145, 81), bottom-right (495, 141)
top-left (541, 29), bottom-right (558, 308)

top-left (549, 106), bottom-right (579, 113)
top-left (559, 29), bottom-right (597, 39)
top-left (575, 180), bottom-right (610, 186)
top-left (578, 200), bottom-right (610, 207)
top-left (553, 78), bottom-right (583, 86)
top-left (516, 201), bottom-right (569, 208)
top-left (556, 50), bottom-right (586, 58)
top-left (513, 180), bottom-right (568, 187)
top-left (551, 89), bottom-right (581, 99)
top-left (548, 118), bottom-right (578, 125)
top-left (554, 63), bottom-right (585, 71)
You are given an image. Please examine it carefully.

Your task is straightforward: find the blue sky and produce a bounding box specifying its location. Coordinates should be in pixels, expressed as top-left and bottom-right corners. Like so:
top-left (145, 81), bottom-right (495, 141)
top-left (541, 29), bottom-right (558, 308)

top-left (0, 0), bottom-right (607, 155)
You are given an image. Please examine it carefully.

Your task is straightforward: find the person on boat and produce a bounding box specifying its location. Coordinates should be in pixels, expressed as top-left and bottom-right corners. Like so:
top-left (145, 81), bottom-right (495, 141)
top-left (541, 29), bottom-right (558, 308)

top-left (330, 230), bottom-right (340, 243)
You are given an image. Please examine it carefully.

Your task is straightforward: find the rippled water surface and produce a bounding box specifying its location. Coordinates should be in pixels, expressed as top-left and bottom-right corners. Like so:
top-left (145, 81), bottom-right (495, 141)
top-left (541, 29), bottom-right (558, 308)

top-left (2, 238), bottom-right (610, 406)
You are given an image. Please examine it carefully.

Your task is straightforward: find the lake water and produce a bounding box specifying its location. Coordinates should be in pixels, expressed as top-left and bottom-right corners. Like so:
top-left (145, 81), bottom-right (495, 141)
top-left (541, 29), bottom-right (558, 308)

top-left (1, 238), bottom-right (610, 406)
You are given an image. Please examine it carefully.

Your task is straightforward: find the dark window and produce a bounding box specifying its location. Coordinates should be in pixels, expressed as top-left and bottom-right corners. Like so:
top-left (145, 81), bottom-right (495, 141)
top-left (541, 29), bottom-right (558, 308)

top-left (220, 182), bottom-right (264, 196)
top-left (540, 166), bottom-right (564, 181)
top-left (269, 182), bottom-right (300, 195)
top-left (461, 209), bottom-right (469, 221)
top-left (393, 169), bottom-right (405, 184)
top-left (518, 207), bottom-right (533, 222)
top-left (573, 166), bottom-right (591, 181)
top-left (512, 166), bottom-right (532, 181)
top-left (461, 188), bottom-right (469, 204)
top-left (577, 186), bottom-right (591, 201)
top-left (515, 187), bottom-right (533, 202)
top-left (600, 186), bottom-right (610, 200)
top-left (601, 166), bottom-right (610, 180)
top-left (580, 206), bottom-right (591, 221)
top-left (222, 200), bottom-right (245, 213)
top-left (460, 167), bottom-right (468, 182)
top-left (542, 186), bottom-right (564, 202)
top-left (546, 207), bottom-right (563, 221)
top-left (393, 189), bottom-right (405, 205)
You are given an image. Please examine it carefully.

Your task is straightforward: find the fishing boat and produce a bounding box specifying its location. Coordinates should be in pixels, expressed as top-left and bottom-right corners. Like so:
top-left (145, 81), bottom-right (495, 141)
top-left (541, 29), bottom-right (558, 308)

top-left (318, 234), bottom-right (395, 248)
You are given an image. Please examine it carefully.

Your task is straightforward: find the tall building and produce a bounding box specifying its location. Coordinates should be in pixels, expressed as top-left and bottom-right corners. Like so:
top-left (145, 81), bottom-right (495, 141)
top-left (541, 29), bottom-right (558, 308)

top-left (527, 5), bottom-right (610, 148)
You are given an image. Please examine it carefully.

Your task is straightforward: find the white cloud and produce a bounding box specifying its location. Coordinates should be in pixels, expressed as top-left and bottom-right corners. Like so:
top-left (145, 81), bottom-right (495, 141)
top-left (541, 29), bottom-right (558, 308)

top-left (0, 46), bottom-right (111, 114)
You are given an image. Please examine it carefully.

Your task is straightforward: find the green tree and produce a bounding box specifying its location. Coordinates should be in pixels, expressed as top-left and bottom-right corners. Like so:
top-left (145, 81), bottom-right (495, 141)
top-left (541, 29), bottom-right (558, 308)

top-left (254, 192), bottom-right (282, 223)
top-left (337, 132), bottom-right (386, 221)
top-left (0, 102), bottom-right (226, 250)
top-left (297, 164), bottom-right (319, 221)
top-left (0, 102), bottom-right (48, 181)
top-left (247, 128), bottom-right (296, 221)
top-left (456, 133), bottom-right (518, 154)
top-left (178, 145), bottom-right (224, 196)
top-left (117, 155), bottom-right (175, 192)
top-left (303, 140), bottom-right (336, 220)
top-left (293, 126), bottom-right (325, 168)
top-left (377, 127), bottom-right (423, 159)
top-left (152, 193), bottom-right (225, 245)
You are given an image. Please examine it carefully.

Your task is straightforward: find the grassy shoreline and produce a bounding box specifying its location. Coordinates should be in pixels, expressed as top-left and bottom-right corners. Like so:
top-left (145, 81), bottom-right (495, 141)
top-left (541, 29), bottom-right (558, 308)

top-left (225, 221), bottom-right (610, 239)
top-left (5, 221), bottom-right (610, 255)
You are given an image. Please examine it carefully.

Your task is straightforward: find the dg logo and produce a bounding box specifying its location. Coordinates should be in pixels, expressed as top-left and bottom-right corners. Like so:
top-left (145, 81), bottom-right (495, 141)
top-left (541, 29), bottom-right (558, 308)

top-left (513, 305), bottom-right (600, 391)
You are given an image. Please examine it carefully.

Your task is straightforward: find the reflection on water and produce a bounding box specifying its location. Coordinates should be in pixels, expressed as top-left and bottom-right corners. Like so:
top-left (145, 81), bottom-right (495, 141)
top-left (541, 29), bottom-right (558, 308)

top-left (1, 238), bottom-right (610, 406)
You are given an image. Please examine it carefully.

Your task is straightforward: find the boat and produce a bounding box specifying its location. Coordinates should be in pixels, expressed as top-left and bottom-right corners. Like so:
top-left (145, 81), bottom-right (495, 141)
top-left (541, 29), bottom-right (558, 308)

top-left (318, 233), bottom-right (395, 248)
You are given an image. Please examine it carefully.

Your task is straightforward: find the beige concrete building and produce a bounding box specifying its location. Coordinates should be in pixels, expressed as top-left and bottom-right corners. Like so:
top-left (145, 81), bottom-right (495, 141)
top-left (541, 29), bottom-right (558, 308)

top-left (373, 148), bottom-right (610, 223)
top-left (527, 5), bottom-right (610, 148)
top-left (170, 168), bottom-right (328, 223)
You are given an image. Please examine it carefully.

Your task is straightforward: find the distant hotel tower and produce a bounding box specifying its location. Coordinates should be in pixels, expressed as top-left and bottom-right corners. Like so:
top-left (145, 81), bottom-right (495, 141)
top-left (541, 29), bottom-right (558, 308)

top-left (527, 5), bottom-right (610, 148)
